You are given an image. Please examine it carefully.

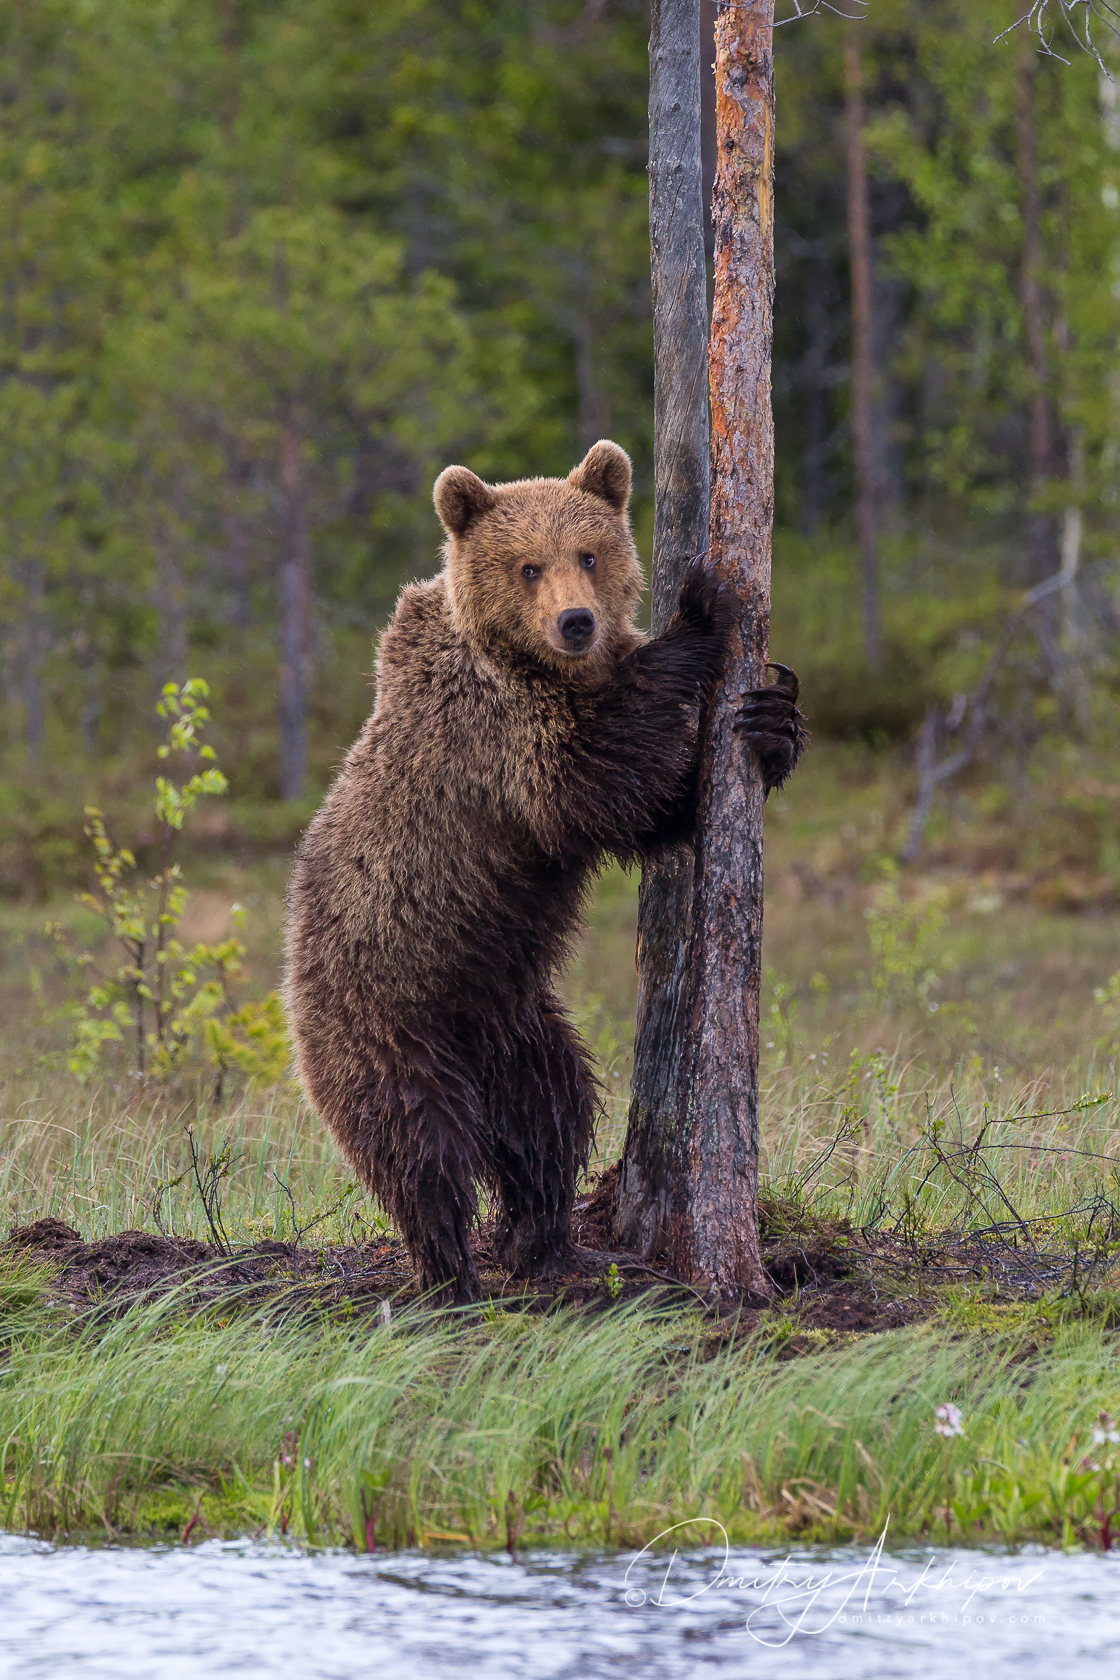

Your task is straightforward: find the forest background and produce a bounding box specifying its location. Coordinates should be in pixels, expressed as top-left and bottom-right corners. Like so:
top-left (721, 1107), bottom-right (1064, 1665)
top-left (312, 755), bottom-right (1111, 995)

top-left (3, 0), bottom-right (1118, 863)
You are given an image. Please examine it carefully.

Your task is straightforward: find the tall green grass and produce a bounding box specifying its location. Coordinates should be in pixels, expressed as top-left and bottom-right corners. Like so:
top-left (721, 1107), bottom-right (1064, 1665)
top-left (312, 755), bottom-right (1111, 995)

top-left (3, 1286), bottom-right (1119, 1550)
top-left (3, 1048), bottom-right (1117, 1252)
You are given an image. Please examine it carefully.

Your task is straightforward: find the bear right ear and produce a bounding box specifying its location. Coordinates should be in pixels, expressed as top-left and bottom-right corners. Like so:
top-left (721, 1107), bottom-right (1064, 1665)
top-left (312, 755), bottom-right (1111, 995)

top-left (434, 466), bottom-right (496, 537)
top-left (568, 440), bottom-right (632, 513)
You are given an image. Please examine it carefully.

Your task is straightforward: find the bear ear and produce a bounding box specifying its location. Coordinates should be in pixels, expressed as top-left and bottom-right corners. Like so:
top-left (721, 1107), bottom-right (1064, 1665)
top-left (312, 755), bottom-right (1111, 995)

top-left (568, 440), bottom-right (632, 513)
top-left (434, 465), bottom-right (496, 537)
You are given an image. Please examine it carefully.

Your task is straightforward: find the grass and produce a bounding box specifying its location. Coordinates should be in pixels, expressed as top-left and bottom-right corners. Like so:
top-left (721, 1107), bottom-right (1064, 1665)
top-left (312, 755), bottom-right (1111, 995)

top-left (3, 741), bottom-right (1120, 1550)
top-left (3, 1282), bottom-right (1120, 1552)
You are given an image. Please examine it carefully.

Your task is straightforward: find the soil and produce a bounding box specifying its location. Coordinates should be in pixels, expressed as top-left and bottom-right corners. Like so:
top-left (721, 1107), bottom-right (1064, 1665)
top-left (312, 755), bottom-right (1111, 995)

top-left (4, 1163), bottom-right (1088, 1335)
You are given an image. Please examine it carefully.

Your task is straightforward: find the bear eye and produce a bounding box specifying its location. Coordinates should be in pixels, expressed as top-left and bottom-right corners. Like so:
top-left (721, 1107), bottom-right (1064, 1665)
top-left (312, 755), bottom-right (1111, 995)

top-left (579, 552), bottom-right (596, 570)
top-left (521, 563), bottom-right (540, 582)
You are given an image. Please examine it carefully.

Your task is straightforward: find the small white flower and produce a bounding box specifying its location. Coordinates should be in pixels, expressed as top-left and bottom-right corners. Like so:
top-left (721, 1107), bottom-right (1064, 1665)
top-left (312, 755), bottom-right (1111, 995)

top-left (1091, 1411), bottom-right (1119, 1446)
top-left (934, 1403), bottom-right (963, 1437)
top-left (303, 1458), bottom-right (311, 1469)
top-left (215, 1365), bottom-right (227, 1377)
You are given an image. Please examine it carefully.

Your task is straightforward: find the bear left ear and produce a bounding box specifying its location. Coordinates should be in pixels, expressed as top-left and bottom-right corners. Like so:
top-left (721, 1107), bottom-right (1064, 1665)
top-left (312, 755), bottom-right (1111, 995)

top-left (434, 465), bottom-right (496, 537)
top-left (568, 440), bottom-right (632, 513)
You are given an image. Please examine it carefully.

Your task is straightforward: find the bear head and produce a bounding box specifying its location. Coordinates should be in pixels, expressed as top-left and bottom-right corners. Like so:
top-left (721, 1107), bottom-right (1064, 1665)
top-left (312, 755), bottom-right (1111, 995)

top-left (433, 441), bottom-right (644, 684)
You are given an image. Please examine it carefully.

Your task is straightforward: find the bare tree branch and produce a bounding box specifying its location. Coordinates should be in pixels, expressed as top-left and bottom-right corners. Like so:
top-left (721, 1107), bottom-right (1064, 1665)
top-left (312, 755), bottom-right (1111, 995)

top-left (997, 2), bottom-right (1120, 73)
top-left (776, 0), bottom-right (867, 25)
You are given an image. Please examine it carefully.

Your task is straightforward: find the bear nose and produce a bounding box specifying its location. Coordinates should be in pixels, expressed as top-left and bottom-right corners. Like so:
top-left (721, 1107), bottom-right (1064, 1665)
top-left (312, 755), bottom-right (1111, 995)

top-left (558, 608), bottom-right (595, 647)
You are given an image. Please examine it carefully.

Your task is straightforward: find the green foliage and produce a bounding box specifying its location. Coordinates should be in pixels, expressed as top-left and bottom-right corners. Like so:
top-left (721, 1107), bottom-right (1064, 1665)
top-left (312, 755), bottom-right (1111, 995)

top-left (865, 861), bottom-right (950, 1011)
top-left (1094, 969), bottom-right (1120, 1056)
top-left (50, 680), bottom-right (287, 1090)
top-left (2, 0), bottom-right (1117, 781)
top-left (762, 968), bottom-right (801, 1066)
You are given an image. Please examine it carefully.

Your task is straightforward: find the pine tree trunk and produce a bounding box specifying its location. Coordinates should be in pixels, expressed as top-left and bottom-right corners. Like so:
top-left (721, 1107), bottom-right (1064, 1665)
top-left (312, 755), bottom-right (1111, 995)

top-left (279, 420), bottom-right (310, 801)
top-left (614, 0), bottom-right (711, 1258)
top-left (615, 0), bottom-right (775, 1302)
top-left (844, 25), bottom-right (882, 672)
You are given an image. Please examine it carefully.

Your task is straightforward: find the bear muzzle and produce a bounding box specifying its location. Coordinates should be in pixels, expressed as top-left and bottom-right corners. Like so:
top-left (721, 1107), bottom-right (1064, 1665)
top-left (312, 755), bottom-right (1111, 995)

top-left (556, 607), bottom-right (597, 652)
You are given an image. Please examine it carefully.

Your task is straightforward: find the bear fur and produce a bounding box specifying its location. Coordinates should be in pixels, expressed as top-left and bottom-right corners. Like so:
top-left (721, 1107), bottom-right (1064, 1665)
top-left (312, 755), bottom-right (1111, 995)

top-left (284, 441), bottom-right (804, 1302)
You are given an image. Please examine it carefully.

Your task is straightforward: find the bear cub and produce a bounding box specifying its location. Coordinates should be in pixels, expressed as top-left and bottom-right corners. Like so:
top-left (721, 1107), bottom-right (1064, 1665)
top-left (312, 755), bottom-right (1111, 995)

top-left (284, 441), bottom-right (806, 1302)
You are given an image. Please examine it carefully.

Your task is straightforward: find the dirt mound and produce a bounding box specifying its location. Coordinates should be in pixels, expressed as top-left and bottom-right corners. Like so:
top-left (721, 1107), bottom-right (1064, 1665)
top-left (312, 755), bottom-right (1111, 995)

top-left (1, 1193), bottom-right (1020, 1338)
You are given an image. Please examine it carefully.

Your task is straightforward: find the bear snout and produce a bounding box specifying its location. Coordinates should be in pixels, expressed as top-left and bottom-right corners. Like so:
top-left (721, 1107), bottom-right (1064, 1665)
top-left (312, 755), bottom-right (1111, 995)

top-left (557, 607), bottom-right (596, 650)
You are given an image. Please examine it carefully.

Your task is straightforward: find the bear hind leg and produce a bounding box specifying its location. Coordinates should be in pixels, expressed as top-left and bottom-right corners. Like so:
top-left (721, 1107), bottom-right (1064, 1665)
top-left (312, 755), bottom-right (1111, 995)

top-left (356, 1062), bottom-right (484, 1305)
top-left (488, 1002), bottom-right (596, 1280)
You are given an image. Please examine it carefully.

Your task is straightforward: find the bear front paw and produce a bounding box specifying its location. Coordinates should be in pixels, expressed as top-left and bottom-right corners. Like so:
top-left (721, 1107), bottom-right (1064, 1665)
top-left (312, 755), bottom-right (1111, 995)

top-left (674, 561), bottom-right (733, 641)
top-left (733, 662), bottom-right (808, 795)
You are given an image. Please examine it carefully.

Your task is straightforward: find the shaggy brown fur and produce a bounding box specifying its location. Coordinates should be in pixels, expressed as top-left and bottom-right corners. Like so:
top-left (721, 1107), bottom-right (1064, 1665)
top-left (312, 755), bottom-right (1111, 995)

top-left (285, 441), bottom-right (805, 1302)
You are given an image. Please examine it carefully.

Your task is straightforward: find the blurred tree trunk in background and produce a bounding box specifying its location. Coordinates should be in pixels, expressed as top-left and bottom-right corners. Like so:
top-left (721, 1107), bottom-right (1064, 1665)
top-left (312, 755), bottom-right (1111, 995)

top-left (279, 420), bottom-right (310, 802)
top-left (21, 561), bottom-right (46, 760)
top-left (845, 24), bottom-right (882, 672)
top-left (1017, 29), bottom-right (1057, 584)
top-left (616, 0), bottom-right (775, 1302)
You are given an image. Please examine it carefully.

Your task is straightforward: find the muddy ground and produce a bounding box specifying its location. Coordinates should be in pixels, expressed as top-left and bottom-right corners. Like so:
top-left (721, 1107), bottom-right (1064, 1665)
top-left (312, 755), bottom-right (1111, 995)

top-left (4, 1166), bottom-right (1088, 1343)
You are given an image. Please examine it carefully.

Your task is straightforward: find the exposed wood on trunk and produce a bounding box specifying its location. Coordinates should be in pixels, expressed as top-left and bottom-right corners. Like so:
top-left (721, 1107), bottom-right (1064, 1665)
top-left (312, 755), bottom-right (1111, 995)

top-left (844, 25), bottom-right (881, 671)
top-left (1017, 34), bottom-right (1056, 582)
top-left (616, 0), bottom-right (776, 1302)
top-left (279, 420), bottom-right (311, 801)
top-left (683, 0), bottom-right (775, 1298)
top-left (614, 0), bottom-right (711, 1259)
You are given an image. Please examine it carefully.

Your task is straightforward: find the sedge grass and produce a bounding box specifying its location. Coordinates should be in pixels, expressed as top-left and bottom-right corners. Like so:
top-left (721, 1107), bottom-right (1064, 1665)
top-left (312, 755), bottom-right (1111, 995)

top-left (2, 1049), bottom-right (1117, 1253)
top-left (2, 1284), bottom-right (1120, 1551)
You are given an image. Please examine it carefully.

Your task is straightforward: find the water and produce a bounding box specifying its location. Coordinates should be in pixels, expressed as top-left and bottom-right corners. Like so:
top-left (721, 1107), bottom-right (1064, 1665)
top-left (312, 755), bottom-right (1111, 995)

top-left (2, 1530), bottom-right (1119, 1679)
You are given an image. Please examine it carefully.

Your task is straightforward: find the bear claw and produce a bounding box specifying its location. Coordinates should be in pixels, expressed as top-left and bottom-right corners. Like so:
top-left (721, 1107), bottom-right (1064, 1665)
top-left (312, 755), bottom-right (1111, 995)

top-left (734, 662), bottom-right (808, 794)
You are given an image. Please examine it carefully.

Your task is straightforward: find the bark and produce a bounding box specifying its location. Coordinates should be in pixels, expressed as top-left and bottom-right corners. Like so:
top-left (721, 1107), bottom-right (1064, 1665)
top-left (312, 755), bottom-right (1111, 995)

top-left (278, 420), bottom-right (311, 801)
top-left (614, 0), bottom-right (711, 1259)
top-left (844, 26), bottom-right (881, 671)
top-left (616, 0), bottom-right (776, 1302)
top-left (1017, 35), bottom-right (1056, 582)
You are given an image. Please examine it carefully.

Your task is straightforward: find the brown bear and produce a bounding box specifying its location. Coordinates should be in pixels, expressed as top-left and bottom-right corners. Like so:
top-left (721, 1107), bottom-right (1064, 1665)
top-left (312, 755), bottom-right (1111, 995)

top-left (284, 441), bottom-right (804, 1302)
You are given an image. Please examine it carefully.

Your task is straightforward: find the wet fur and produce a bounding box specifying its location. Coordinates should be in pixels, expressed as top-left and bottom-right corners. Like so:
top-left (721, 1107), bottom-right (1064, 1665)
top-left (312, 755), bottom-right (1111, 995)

top-left (285, 442), bottom-right (804, 1302)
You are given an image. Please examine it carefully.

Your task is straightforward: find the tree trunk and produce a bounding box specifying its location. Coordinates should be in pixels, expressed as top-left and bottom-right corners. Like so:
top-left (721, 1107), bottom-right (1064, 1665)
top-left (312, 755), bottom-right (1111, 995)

top-left (21, 559), bottom-right (46, 759)
top-left (1017, 33), bottom-right (1055, 583)
top-left (278, 420), bottom-right (310, 801)
top-left (153, 522), bottom-right (188, 689)
top-left (614, 0), bottom-right (711, 1259)
top-left (615, 0), bottom-right (775, 1302)
top-left (225, 450), bottom-right (253, 631)
top-left (844, 25), bottom-right (881, 671)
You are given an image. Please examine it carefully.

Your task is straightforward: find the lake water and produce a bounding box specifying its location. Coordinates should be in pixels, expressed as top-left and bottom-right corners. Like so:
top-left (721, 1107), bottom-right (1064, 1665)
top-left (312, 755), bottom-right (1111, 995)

top-left (2, 1529), bottom-right (1118, 1678)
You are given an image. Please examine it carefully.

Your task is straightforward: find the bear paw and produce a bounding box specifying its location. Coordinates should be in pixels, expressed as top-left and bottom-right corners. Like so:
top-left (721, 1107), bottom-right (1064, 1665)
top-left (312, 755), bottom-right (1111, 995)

top-left (674, 561), bottom-right (733, 641)
top-left (733, 662), bottom-right (808, 795)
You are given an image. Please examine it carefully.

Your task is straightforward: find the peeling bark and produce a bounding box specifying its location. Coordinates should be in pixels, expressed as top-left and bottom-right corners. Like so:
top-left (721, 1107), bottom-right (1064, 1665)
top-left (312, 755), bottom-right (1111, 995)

top-left (615, 0), bottom-right (775, 1301)
top-left (615, 0), bottom-right (711, 1260)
